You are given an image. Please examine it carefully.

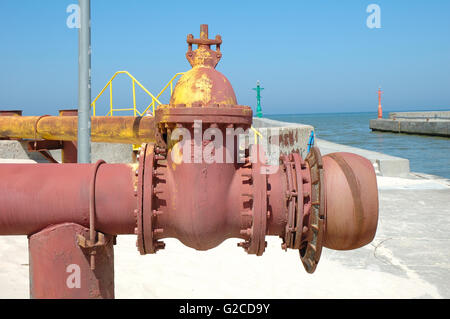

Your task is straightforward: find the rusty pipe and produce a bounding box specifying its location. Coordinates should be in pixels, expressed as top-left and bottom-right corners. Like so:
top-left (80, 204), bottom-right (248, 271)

top-left (0, 116), bottom-right (156, 144)
top-left (0, 163), bottom-right (137, 236)
top-left (0, 142), bottom-right (379, 274)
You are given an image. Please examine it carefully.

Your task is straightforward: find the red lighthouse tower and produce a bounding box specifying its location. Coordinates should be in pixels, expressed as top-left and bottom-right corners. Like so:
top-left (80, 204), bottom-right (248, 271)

top-left (377, 87), bottom-right (384, 119)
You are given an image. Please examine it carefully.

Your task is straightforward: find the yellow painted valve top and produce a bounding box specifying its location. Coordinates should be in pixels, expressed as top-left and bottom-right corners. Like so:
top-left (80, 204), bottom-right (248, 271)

top-left (170, 24), bottom-right (237, 107)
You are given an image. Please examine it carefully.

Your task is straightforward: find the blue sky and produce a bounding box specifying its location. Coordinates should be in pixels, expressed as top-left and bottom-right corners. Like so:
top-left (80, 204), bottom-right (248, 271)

top-left (0, 0), bottom-right (449, 115)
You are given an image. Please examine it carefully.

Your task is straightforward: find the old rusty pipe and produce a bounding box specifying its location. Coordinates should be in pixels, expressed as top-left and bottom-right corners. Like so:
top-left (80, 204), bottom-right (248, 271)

top-left (0, 116), bottom-right (156, 144)
top-left (0, 163), bottom-right (137, 236)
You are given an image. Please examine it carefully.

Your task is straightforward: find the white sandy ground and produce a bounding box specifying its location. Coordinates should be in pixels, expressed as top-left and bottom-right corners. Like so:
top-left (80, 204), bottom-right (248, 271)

top-left (0, 173), bottom-right (449, 299)
top-left (377, 174), bottom-right (450, 190)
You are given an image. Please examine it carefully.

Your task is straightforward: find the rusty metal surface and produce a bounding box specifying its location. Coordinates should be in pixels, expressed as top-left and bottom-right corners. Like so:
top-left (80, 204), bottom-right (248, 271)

top-left (147, 146), bottom-right (242, 250)
top-left (300, 147), bottom-right (325, 273)
top-left (246, 145), bottom-right (268, 256)
top-left (186, 24), bottom-right (222, 68)
top-left (156, 105), bottom-right (252, 126)
top-left (135, 144), bottom-right (148, 255)
top-left (61, 141), bottom-right (78, 163)
top-left (136, 143), bottom-right (166, 254)
top-left (292, 153), bottom-right (307, 250)
top-left (0, 110), bottom-right (22, 116)
top-left (29, 223), bottom-right (114, 299)
top-left (276, 149), bottom-right (325, 273)
top-left (0, 116), bottom-right (156, 144)
top-left (170, 24), bottom-right (238, 107)
top-left (0, 163), bottom-right (137, 236)
top-left (27, 140), bottom-right (62, 163)
top-left (0, 111), bottom-right (23, 140)
top-left (322, 152), bottom-right (379, 250)
top-left (59, 110), bottom-right (78, 163)
top-left (27, 140), bottom-right (64, 151)
top-left (25, 139), bottom-right (77, 164)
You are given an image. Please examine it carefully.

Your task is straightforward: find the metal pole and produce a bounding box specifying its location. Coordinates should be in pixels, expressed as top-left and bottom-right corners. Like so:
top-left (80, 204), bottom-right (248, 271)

top-left (78, 0), bottom-right (91, 163)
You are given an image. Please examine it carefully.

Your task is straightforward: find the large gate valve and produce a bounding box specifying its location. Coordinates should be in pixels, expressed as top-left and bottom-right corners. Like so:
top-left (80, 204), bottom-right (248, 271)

top-left (135, 25), bottom-right (379, 273)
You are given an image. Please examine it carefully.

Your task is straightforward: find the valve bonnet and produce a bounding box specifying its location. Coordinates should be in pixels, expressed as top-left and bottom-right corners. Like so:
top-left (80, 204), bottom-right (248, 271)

top-left (170, 24), bottom-right (237, 107)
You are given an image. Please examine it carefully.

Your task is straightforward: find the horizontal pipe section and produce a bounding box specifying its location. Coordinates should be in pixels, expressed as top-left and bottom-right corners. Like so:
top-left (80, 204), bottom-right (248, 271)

top-left (0, 163), bottom-right (137, 235)
top-left (0, 116), bottom-right (156, 144)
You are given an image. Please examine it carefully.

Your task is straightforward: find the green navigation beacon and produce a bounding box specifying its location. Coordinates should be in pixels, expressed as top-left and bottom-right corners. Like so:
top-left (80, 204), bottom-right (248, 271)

top-left (252, 80), bottom-right (264, 118)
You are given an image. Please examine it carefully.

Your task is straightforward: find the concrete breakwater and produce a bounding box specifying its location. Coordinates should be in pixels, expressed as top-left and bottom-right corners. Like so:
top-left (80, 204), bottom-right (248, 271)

top-left (252, 117), bottom-right (410, 177)
top-left (370, 111), bottom-right (450, 137)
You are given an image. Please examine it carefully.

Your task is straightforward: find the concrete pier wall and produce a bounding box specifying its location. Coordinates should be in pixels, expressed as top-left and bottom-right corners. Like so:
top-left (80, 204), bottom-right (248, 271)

top-left (252, 118), bottom-right (410, 177)
top-left (370, 111), bottom-right (450, 137)
top-left (316, 138), bottom-right (410, 177)
top-left (389, 111), bottom-right (450, 120)
top-left (251, 117), bottom-right (313, 161)
top-left (0, 140), bottom-right (133, 163)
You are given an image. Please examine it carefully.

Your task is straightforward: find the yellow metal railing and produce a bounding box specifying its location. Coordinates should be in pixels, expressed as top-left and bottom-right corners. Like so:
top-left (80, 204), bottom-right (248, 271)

top-left (91, 71), bottom-right (185, 117)
top-left (91, 71), bottom-right (185, 152)
top-left (154, 73), bottom-right (185, 104)
top-left (139, 72), bottom-right (186, 116)
top-left (91, 70), bottom-right (262, 146)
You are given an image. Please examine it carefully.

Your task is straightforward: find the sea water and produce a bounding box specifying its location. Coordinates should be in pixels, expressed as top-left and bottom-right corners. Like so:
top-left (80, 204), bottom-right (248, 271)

top-left (267, 112), bottom-right (450, 179)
